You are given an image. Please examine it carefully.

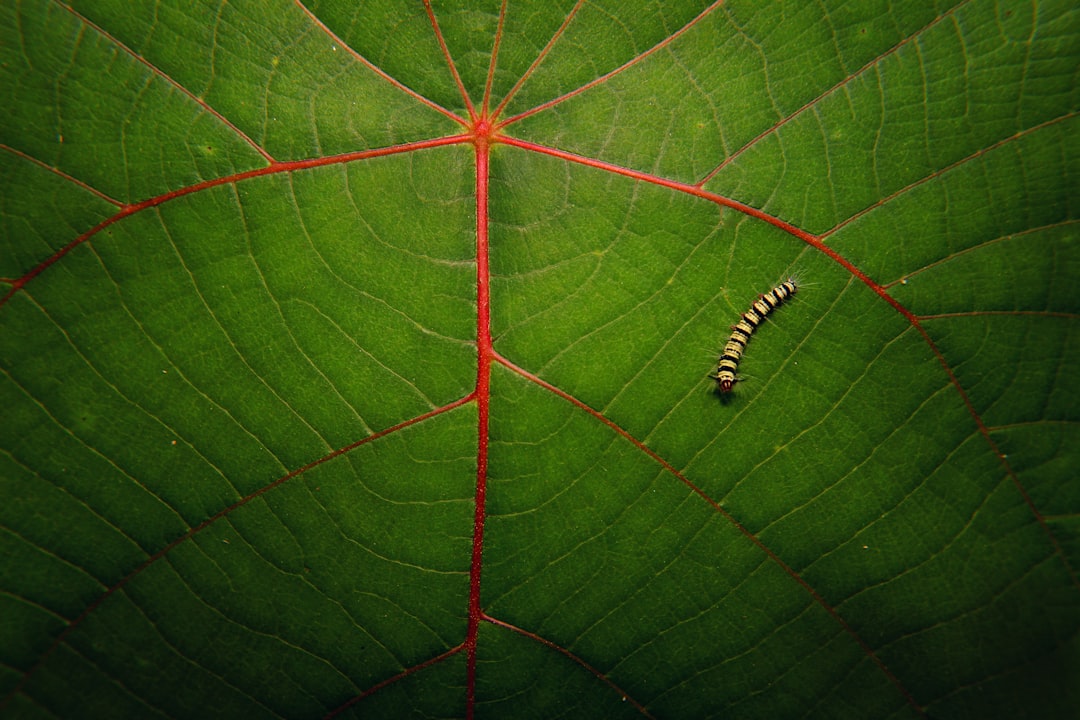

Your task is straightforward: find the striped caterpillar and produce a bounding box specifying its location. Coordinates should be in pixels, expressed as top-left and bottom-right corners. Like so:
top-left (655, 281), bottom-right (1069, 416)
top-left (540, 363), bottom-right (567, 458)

top-left (714, 279), bottom-right (797, 393)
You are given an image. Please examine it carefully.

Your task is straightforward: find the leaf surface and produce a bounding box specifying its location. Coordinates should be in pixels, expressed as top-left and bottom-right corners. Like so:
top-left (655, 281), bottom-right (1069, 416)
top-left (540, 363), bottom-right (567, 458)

top-left (2, 1), bottom-right (1078, 719)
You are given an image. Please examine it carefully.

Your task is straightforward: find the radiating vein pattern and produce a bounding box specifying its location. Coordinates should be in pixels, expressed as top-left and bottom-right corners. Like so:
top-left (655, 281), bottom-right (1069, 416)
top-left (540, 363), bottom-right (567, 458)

top-left (1, 1), bottom-right (1077, 719)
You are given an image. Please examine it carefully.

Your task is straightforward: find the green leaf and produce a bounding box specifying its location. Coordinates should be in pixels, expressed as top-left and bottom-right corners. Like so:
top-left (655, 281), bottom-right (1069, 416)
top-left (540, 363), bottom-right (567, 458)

top-left (2, 1), bottom-right (1078, 718)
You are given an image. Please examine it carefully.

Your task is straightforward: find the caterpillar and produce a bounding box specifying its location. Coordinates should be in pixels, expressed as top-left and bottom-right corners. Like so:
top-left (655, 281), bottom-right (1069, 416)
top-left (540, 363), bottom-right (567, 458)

top-left (714, 279), bottom-right (797, 393)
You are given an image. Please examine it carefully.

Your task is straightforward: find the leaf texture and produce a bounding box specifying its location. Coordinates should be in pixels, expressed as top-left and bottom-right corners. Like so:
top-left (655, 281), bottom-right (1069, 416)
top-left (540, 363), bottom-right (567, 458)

top-left (1, 1), bottom-right (1078, 718)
